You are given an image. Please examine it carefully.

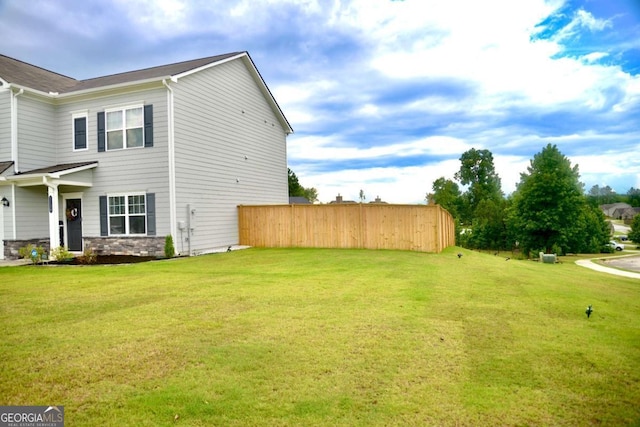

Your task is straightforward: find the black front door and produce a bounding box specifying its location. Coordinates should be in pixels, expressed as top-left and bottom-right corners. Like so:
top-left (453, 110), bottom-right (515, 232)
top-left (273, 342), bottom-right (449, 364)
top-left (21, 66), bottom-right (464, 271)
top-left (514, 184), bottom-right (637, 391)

top-left (66, 199), bottom-right (82, 251)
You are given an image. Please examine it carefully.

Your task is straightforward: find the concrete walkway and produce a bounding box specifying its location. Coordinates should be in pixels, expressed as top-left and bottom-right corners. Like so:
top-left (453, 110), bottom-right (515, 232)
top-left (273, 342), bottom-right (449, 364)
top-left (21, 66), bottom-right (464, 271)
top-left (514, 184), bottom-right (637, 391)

top-left (0, 258), bottom-right (32, 267)
top-left (575, 253), bottom-right (640, 279)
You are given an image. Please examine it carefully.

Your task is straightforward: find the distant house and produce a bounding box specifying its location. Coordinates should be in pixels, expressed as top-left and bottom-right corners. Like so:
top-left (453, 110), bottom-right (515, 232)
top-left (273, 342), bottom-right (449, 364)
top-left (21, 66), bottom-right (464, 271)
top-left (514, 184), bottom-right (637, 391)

top-left (0, 52), bottom-right (292, 259)
top-left (289, 196), bottom-right (311, 204)
top-left (621, 207), bottom-right (640, 221)
top-left (329, 194), bottom-right (357, 204)
top-left (600, 202), bottom-right (640, 220)
top-left (369, 196), bottom-right (387, 204)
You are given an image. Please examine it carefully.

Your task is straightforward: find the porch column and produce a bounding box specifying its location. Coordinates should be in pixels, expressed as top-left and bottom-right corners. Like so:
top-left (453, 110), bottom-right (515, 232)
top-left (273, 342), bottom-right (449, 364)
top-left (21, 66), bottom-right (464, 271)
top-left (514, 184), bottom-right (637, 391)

top-left (45, 180), bottom-right (60, 250)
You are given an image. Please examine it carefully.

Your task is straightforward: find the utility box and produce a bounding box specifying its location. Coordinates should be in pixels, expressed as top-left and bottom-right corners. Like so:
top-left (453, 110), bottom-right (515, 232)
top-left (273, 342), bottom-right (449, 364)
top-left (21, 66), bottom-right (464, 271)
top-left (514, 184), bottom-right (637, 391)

top-left (187, 204), bottom-right (196, 230)
top-left (542, 254), bottom-right (557, 264)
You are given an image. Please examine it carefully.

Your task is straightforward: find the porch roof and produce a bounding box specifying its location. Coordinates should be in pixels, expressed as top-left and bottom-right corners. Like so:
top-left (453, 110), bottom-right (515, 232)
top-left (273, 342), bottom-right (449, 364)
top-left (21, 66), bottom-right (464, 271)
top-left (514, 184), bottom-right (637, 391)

top-left (0, 161), bottom-right (98, 186)
top-left (0, 161), bottom-right (13, 175)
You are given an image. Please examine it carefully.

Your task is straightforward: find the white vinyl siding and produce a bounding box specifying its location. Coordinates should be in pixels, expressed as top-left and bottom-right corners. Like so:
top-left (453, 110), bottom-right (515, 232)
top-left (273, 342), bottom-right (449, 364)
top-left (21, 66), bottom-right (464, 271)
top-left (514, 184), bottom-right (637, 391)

top-left (0, 89), bottom-right (11, 160)
top-left (55, 87), bottom-right (169, 239)
top-left (172, 57), bottom-right (288, 253)
top-left (14, 186), bottom-right (49, 239)
top-left (16, 95), bottom-right (56, 171)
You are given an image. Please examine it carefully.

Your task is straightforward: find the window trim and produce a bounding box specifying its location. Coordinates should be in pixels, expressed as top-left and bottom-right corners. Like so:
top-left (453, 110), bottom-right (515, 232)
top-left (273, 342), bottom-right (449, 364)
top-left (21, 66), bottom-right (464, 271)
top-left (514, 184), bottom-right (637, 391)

top-left (72, 111), bottom-right (88, 151)
top-left (104, 104), bottom-right (145, 151)
top-left (106, 192), bottom-right (147, 236)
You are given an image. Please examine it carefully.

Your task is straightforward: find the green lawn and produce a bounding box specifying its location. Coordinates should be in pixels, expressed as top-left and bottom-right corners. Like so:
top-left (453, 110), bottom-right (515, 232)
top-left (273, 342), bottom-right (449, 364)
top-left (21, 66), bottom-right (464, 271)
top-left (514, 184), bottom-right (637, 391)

top-left (1, 247), bottom-right (639, 426)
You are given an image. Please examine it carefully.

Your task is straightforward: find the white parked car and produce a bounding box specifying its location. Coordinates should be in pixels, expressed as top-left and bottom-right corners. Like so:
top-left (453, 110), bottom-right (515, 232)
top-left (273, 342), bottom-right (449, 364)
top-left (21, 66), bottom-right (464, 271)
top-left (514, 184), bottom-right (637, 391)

top-left (609, 241), bottom-right (625, 251)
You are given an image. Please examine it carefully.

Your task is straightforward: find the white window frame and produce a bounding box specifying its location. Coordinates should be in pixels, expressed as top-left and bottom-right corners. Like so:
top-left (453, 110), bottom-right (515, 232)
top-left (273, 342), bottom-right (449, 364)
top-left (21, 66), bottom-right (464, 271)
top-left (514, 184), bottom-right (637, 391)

top-left (72, 111), bottom-right (88, 151)
top-left (107, 192), bottom-right (147, 236)
top-left (104, 104), bottom-right (145, 151)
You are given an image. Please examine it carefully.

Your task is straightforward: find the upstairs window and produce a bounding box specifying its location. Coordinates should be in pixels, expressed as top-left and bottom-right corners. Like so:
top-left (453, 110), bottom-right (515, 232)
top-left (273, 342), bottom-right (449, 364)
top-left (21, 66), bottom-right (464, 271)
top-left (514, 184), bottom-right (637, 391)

top-left (98, 104), bottom-right (153, 152)
top-left (108, 194), bottom-right (146, 235)
top-left (106, 106), bottom-right (144, 150)
top-left (72, 112), bottom-right (88, 150)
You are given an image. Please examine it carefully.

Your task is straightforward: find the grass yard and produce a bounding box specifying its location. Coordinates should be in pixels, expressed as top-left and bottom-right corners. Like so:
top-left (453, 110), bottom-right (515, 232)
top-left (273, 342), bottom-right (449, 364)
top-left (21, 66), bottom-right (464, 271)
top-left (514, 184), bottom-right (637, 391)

top-left (1, 247), bottom-right (639, 426)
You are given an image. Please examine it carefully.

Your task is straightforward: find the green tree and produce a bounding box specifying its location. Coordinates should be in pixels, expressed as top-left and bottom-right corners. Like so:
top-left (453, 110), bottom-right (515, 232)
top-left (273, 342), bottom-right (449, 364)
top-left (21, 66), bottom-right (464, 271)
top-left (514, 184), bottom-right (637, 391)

top-left (509, 144), bottom-right (598, 255)
top-left (629, 214), bottom-right (640, 243)
top-left (467, 198), bottom-right (509, 250)
top-left (627, 187), bottom-right (640, 207)
top-left (454, 148), bottom-right (503, 224)
top-left (567, 204), bottom-right (610, 253)
top-left (288, 168), bottom-right (305, 197)
top-left (452, 148), bottom-right (507, 249)
top-left (587, 184), bottom-right (619, 206)
top-left (429, 177), bottom-right (461, 218)
top-left (288, 168), bottom-right (318, 202)
top-left (302, 187), bottom-right (318, 203)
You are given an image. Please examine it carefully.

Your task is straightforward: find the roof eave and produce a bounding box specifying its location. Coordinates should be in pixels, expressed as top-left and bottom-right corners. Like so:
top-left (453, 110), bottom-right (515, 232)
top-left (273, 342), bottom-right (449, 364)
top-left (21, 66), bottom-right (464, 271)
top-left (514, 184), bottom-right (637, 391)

top-left (55, 77), bottom-right (170, 98)
top-left (2, 162), bottom-right (98, 184)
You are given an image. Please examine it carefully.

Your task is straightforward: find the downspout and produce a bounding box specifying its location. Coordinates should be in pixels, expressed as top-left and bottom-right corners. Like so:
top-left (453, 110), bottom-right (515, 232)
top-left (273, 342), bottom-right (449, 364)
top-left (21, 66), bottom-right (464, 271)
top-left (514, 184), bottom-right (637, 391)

top-left (162, 79), bottom-right (178, 253)
top-left (10, 88), bottom-right (24, 172)
top-left (42, 176), bottom-right (61, 251)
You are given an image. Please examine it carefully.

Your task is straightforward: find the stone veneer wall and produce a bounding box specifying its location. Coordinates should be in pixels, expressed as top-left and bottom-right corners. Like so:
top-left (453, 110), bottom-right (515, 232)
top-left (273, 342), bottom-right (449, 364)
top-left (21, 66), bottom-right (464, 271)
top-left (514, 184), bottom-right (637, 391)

top-left (84, 236), bottom-right (166, 257)
top-left (4, 239), bottom-right (51, 260)
top-left (4, 237), bottom-right (166, 259)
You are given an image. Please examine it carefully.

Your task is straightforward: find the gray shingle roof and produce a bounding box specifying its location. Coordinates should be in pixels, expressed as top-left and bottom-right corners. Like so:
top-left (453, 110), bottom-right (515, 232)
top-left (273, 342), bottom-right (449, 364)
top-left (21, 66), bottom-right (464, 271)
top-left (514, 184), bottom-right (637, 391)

top-left (14, 161), bottom-right (98, 175)
top-left (0, 52), bottom-right (243, 94)
top-left (0, 55), bottom-right (77, 93)
top-left (0, 161), bottom-right (14, 174)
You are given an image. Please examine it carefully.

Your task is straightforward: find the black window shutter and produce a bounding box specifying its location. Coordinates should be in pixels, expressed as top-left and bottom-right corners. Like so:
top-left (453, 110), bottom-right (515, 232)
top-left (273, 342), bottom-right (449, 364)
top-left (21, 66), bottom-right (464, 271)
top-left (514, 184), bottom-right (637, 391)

top-left (146, 193), bottom-right (156, 235)
top-left (97, 112), bottom-right (106, 152)
top-left (144, 105), bottom-right (153, 147)
top-left (99, 196), bottom-right (108, 236)
top-left (74, 117), bottom-right (87, 149)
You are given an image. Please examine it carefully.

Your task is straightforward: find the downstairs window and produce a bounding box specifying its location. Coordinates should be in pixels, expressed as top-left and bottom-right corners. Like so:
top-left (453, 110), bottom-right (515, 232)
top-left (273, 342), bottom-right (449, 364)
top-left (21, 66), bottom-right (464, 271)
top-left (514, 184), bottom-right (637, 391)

top-left (108, 194), bottom-right (146, 235)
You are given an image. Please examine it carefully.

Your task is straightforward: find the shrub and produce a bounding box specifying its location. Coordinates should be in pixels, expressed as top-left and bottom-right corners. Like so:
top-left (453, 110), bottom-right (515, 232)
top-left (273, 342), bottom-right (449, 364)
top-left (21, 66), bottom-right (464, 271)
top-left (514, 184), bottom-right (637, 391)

top-left (19, 244), bottom-right (45, 264)
top-left (78, 248), bottom-right (97, 264)
top-left (600, 245), bottom-right (614, 254)
top-left (51, 246), bottom-right (73, 262)
top-left (164, 235), bottom-right (175, 258)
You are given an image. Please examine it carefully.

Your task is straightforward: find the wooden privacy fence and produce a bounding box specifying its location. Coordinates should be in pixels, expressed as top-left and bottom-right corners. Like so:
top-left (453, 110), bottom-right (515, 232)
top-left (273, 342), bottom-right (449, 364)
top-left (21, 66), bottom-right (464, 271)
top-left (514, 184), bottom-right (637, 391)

top-left (238, 204), bottom-right (455, 253)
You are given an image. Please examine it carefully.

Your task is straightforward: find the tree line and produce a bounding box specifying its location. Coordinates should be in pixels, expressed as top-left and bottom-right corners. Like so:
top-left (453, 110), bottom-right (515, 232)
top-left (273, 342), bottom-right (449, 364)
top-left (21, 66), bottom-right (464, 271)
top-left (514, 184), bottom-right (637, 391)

top-left (288, 144), bottom-right (638, 255)
top-left (427, 144), bottom-right (628, 256)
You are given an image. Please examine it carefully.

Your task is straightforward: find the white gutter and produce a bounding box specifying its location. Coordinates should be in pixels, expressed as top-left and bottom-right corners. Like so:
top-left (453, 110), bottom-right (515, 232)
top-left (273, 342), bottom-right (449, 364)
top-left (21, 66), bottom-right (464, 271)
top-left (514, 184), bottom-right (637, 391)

top-left (7, 77), bottom-right (170, 100)
top-left (10, 88), bottom-right (24, 172)
top-left (52, 76), bottom-right (171, 99)
top-left (162, 79), bottom-right (177, 248)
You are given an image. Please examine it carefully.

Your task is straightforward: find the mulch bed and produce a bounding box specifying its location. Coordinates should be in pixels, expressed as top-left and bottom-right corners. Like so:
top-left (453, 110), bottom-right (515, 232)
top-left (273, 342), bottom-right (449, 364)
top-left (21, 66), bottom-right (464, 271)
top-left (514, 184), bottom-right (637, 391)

top-left (57, 255), bottom-right (159, 265)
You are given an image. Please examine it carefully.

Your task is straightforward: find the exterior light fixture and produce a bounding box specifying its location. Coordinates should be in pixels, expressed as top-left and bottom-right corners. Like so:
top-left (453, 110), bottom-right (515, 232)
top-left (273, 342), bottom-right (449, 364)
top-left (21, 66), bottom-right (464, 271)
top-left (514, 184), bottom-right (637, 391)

top-left (1, 197), bottom-right (9, 207)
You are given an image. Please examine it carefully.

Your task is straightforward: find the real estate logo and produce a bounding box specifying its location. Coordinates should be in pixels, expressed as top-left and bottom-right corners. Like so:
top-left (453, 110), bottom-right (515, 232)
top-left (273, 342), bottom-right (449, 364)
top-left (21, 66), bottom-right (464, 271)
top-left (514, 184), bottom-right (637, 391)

top-left (0, 406), bottom-right (64, 427)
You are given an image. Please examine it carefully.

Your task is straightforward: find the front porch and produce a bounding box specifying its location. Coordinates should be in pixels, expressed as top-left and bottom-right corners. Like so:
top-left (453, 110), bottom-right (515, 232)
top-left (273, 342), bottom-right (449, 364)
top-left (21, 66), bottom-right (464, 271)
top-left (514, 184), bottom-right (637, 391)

top-left (0, 162), bottom-right (97, 259)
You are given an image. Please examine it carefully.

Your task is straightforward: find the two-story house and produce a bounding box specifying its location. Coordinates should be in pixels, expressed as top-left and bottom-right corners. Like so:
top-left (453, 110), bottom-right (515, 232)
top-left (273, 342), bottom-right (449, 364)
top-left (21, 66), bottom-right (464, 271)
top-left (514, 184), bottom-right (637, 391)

top-left (0, 52), bottom-right (292, 259)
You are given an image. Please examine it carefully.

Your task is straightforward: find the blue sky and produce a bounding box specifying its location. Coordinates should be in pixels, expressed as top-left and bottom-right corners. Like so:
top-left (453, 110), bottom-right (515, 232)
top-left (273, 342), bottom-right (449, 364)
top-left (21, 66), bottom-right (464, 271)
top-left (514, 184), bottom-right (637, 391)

top-left (1, 0), bottom-right (638, 203)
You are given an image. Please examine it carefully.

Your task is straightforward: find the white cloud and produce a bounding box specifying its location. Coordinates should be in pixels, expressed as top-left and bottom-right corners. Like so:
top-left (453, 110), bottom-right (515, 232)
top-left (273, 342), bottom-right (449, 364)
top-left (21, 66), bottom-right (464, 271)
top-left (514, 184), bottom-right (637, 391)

top-left (288, 134), bottom-right (471, 161)
top-left (114, 0), bottom-right (189, 35)
top-left (298, 160), bottom-right (463, 204)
